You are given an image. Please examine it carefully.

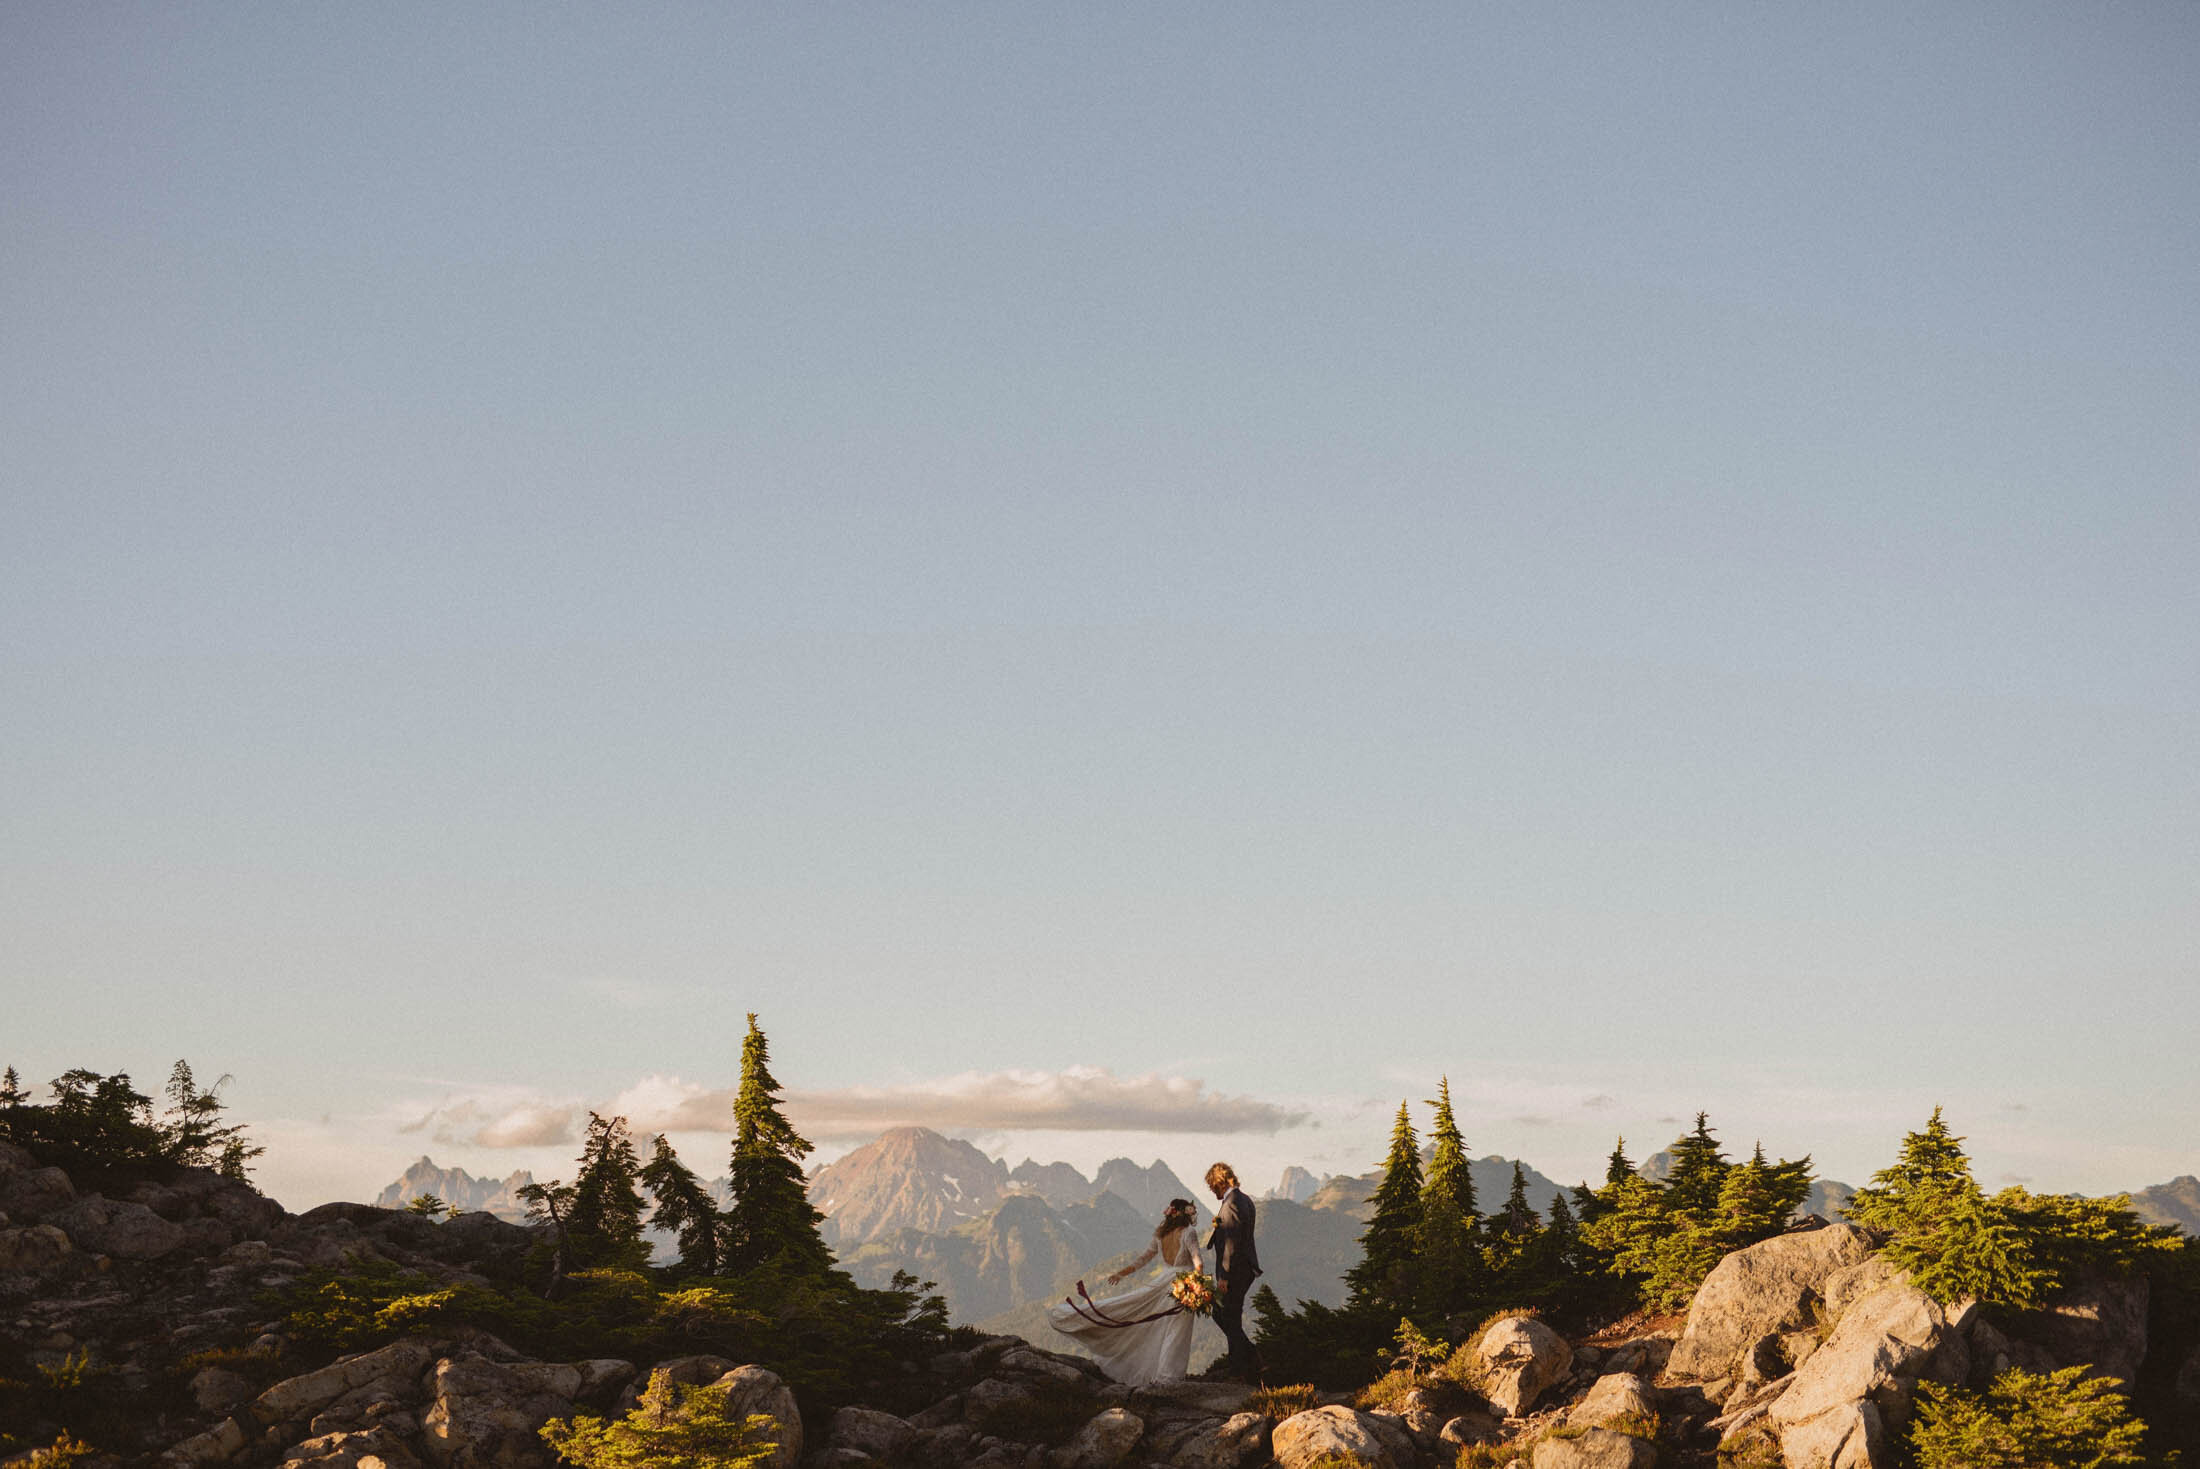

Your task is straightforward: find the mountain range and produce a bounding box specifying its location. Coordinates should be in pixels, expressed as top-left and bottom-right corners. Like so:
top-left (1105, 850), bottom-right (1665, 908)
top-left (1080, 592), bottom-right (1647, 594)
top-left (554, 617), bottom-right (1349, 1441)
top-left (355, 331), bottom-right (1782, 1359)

top-left (369, 1139), bottom-right (2192, 1346)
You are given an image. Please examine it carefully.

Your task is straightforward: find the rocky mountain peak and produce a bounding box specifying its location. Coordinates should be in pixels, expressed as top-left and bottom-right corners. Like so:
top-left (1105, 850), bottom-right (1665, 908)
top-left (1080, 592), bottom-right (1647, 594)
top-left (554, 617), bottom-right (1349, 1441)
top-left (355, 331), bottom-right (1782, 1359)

top-left (806, 1125), bottom-right (1010, 1247)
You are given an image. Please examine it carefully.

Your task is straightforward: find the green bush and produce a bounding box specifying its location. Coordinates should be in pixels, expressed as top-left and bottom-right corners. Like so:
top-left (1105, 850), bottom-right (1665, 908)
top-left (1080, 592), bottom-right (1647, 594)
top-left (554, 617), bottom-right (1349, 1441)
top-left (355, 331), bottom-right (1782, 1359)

top-left (1909, 1366), bottom-right (2148, 1468)
top-left (539, 1367), bottom-right (778, 1468)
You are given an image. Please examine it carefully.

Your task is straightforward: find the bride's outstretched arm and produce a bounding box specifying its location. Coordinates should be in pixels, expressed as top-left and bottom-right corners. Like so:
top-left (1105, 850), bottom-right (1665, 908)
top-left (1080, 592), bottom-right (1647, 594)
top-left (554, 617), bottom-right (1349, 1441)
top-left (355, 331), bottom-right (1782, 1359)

top-left (1107, 1242), bottom-right (1158, 1284)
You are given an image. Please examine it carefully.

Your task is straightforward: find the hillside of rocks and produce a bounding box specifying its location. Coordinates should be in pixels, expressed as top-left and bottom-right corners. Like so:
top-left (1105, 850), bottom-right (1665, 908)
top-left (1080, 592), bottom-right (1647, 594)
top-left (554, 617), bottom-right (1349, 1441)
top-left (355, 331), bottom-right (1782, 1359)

top-left (8, 1135), bottom-right (2198, 1469)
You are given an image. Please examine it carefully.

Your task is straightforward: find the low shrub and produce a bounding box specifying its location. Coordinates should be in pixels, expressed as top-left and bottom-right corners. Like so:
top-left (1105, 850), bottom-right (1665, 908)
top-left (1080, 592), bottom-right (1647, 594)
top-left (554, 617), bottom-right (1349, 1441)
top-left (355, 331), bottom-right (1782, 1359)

top-left (1909, 1366), bottom-right (2148, 1468)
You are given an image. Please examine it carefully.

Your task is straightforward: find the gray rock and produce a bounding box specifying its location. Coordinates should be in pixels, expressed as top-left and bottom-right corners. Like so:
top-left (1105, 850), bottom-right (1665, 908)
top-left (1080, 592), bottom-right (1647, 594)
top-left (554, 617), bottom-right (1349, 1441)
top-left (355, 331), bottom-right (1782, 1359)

top-left (1530, 1427), bottom-right (1656, 1469)
top-left (1566, 1372), bottom-right (1656, 1429)
top-left (1770, 1274), bottom-right (1971, 1441)
top-left (1666, 1225), bottom-right (1872, 1383)
top-left (0, 1224), bottom-right (73, 1274)
top-left (1439, 1411), bottom-right (1504, 1448)
top-left (280, 1425), bottom-right (425, 1468)
top-left (162, 1416), bottom-right (252, 1466)
top-left (256, 1341), bottom-right (438, 1426)
top-left (1166, 1411), bottom-right (1270, 1468)
top-left (193, 1367), bottom-right (254, 1414)
top-left (829, 1405), bottom-right (916, 1462)
top-left (0, 1163), bottom-right (75, 1221)
top-left (1062, 1406), bottom-right (1143, 1468)
top-left (712, 1364), bottom-right (803, 1469)
top-left (419, 1350), bottom-right (570, 1468)
top-left (52, 1194), bottom-right (187, 1259)
top-left (1270, 1405), bottom-right (1398, 1469)
top-left (2020, 1272), bottom-right (2150, 1385)
top-left (1476, 1316), bottom-right (1573, 1417)
top-left (1777, 1399), bottom-right (1884, 1469)
top-left (1820, 1257), bottom-right (1899, 1324)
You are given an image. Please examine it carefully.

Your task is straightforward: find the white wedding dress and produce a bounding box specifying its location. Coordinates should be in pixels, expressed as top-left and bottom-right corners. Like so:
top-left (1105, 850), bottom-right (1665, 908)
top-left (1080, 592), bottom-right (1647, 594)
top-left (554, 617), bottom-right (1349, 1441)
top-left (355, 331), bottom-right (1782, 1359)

top-left (1045, 1224), bottom-right (1202, 1386)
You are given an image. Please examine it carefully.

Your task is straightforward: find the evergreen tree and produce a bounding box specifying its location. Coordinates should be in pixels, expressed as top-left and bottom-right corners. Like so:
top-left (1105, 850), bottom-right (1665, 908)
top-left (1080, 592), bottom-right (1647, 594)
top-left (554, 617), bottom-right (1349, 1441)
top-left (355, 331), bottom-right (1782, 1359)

top-left (569, 1112), bottom-right (650, 1270)
top-left (722, 1015), bottom-right (832, 1274)
top-left (1500, 1160), bottom-right (1537, 1234)
top-left (641, 1133), bottom-right (723, 1275)
top-left (1848, 1108), bottom-right (1973, 1238)
top-left (1346, 1102), bottom-right (1423, 1315)
top-left (0, 1067), bottom-right (24, 1142)
top-left (519, 1179), bottom-right (579, 1298)
top-left (1604, 1138), bottom-right (1634, 1187)
top-left (159, 1060), bottom-right (263, 1179)
top-left (1413, 1079), bottom-right (1480, 1318)
top-left (1662, 1112), bottom-right (1730, 1217)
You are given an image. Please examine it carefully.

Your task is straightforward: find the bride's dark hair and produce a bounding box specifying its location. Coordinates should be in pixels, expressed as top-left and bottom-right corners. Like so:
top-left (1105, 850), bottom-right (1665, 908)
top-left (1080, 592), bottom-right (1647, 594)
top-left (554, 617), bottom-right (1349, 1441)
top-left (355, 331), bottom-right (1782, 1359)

top-left (1155, 1197), bottom-right (1196, 1238)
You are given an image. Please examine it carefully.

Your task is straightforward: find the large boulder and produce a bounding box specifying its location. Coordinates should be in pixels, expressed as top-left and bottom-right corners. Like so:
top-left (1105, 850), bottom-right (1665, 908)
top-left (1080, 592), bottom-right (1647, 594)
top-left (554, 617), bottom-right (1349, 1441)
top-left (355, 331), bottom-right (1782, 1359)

top-left (1567, 1373), bottom-right (1658, 1430)
top-left (2020, 1272), bottom-right (2150, 1385)
top-left (1531, 1427), bottom-right (1657, 1469)
top-left (1062, 1407), bottom-right (1144, 1468)
top-left (0, 1223), bottom-right (72, 1274)
top-left (1477, 1315), bottom-right (1574, 1417)
top-left (1769, 1273), bottom-right (1971, 1463)
top-left (711, 1364), bottom-right (802, 1469)
top-left (1667, 1225), bottom-right (1873, 1383)
top-left (280, 1426), bottom-right (426, 1468)
top-left (1775, 1400), bottom-right (1883, 1469)
top-left (827, 1405), bottom-right (916, 1463)
top-left (1270, 1405), bottom-right (1399, 1469)
top-left (255, 1341), bottom-right (438, 1427)
top-left (1166, 1411), bottom-right (1270, 1468)
top-left (419, 1350), bottom-right (571, 1468)
top-left (52, 1194), bottom-right (186, 1259)
top-left (0, 1162), bottom-right (75, 1221)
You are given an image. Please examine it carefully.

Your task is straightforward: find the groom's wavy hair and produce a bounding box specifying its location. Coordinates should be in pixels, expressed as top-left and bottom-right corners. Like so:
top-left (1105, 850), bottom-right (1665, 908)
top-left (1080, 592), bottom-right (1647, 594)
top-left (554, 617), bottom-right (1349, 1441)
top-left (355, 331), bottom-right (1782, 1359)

top-left (1204, 1162), bottom-right (1238, 1192)
top-left (1157, 1198), bottom-right (1196, 1238)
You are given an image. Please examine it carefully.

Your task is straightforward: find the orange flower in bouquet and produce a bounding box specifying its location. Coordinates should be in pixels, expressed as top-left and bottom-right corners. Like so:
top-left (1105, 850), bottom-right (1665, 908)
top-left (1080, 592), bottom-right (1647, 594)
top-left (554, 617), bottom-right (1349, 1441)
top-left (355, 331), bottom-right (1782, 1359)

top-left (1171, 1269), bottom-right (1219, 1316)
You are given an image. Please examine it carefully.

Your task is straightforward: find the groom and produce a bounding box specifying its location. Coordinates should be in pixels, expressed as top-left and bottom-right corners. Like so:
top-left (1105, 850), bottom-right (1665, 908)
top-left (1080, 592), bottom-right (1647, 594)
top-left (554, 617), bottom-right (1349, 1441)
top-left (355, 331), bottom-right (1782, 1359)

top-left (1203, 1162), bottom-right (1263, 1382)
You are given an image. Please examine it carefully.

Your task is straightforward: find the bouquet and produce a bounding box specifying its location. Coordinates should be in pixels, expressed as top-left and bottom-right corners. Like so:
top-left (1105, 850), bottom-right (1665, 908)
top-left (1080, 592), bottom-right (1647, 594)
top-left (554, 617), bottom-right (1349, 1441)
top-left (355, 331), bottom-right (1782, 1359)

top-left (1170, 1269), bottom-right (1219, 1316)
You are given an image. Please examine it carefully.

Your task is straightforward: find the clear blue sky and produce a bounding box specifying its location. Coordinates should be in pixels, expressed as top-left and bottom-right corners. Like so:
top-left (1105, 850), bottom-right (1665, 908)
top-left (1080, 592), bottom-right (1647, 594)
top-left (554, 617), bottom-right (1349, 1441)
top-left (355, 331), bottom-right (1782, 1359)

top-left (4, 4), bottom-right (2195, 1210)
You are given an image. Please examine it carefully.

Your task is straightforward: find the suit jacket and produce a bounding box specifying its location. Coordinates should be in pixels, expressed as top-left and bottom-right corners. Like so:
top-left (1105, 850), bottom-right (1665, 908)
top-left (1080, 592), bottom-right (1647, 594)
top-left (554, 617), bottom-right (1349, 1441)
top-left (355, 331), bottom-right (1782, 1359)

top-left (1205, 1187), bottom-right (1261, 1288)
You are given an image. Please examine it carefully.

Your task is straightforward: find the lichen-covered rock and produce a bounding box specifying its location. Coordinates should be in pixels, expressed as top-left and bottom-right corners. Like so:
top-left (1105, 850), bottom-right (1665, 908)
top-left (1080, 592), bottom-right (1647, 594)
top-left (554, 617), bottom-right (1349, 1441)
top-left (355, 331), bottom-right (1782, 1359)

top-left (1666, 1225), bottom-right (1872, 1383)
top-left (0, 1223), bottom-right (73, 1274)
top-left (1531, 1427), bottom-right (1656, 1469)
top-left (163, 1416), bottom-right (251, 1466)
top-left (2020, 1272), bottom-right (2150, 1386)
top-left (711, 1364), bottom-right (803, 1469)
top-left (192, 1366), bottom-right (253, 1415)
top-left (1165, 1411), bottom-right (1269, 1468)
top-left (52, 1194), bottom-right (186, 1259)
top-left (1477, 1316), bottom-right (1574, 1417)
top-left (1061, 1406), bottom-right (1143, 1468)
top-left (255, 1341), bottom-right (437, 1427)
top-left (1270, 1405), bottom-right (1398, 1469)
top-left (1768, 1276), bottom-right (1969, 1431)
top-left (419, 1350), bottom-right (570, 1468)
top-left (1566, 1372), bottom-right (1657, 1429)
top-left (828, 1404), bottom-right (916, 1462)
top-left (1777, 1399), bottom-right (1884, 1469)
top-left (1439, 1411), bottom-right (1503, 1448)
top-left (281, 1425), bottom-right (425, 1468)
top-left (0, 1160), bottom-right (75, 1220)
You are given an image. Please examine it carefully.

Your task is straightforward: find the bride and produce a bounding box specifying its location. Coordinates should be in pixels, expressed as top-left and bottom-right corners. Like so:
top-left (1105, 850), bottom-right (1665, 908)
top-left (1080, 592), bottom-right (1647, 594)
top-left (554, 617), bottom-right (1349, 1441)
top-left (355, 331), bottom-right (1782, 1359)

top-left (1045, 1198), bottom-right (1205, 1386)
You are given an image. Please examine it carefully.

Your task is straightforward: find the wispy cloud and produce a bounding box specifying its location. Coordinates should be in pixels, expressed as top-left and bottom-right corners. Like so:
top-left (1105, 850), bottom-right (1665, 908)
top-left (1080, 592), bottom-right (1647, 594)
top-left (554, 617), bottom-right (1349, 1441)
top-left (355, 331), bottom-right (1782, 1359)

top-left (611, 1067), bottom-right (1307, 1141)
top-left (401, 1093), bottom-right (578, 1149)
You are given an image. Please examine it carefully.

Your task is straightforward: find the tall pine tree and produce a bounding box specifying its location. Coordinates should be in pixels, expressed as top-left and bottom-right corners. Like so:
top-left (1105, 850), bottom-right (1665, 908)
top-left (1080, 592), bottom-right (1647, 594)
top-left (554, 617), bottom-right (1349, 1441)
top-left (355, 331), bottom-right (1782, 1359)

top-left (1414, 1078), bottom-right (1480, 1318)
top-left (641, 1133), bottom-right (722, 1275)
top-left (1663, 1112), bottom-right (1730, 1217)
top-left (722, 1014), bottom-right (833, 1274)
top-left (1346, 1101), bottom-right (1423, 1316)
top-left (569, 1111), bottom-right (649, 1270)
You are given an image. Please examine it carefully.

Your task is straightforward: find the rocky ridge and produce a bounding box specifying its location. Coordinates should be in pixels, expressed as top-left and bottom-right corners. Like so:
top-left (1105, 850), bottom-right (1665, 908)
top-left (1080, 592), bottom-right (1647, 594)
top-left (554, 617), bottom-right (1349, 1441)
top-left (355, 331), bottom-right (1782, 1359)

top-left (12, 1137), bottom-right (2194, 1469)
